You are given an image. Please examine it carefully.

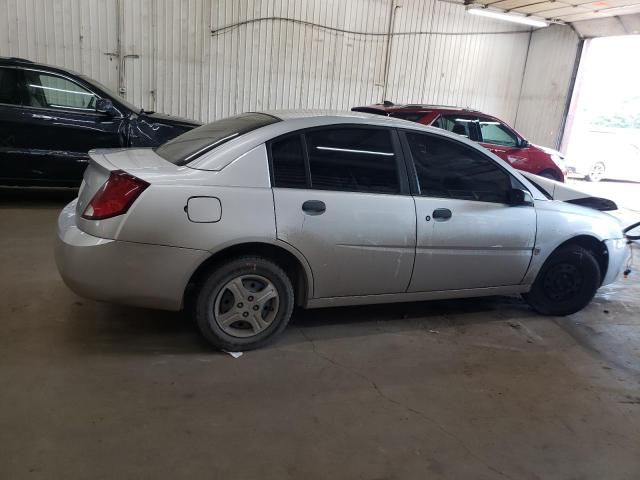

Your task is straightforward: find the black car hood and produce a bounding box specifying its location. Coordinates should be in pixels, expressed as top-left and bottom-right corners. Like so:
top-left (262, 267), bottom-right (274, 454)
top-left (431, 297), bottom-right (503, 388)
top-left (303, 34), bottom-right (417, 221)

top-left (139, 111), bottom-right (202, 128)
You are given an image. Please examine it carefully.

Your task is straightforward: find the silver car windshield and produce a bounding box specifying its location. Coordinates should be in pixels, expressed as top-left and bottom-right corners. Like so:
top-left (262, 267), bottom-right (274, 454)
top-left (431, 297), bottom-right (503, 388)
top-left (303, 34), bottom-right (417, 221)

top-left (155, 112), bottom-right (281, 166)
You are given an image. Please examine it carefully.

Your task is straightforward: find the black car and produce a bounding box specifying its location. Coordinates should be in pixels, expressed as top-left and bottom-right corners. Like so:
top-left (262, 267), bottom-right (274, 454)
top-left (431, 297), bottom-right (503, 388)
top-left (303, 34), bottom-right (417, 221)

top-left (0, 57), bottom-right (201, 187)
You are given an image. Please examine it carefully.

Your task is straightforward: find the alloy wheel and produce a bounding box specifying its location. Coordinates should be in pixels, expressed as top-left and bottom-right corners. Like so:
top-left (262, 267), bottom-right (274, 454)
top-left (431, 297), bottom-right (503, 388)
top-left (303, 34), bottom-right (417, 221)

top-left (213, 274), bottom-right (280, 338)
top-left (588, 162), bottom-right (605, 182)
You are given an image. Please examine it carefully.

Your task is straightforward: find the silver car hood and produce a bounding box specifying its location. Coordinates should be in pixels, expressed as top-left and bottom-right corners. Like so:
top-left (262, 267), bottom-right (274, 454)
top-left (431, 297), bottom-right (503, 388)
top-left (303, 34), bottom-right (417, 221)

top-left (521, 171), bottom-right (618, 211)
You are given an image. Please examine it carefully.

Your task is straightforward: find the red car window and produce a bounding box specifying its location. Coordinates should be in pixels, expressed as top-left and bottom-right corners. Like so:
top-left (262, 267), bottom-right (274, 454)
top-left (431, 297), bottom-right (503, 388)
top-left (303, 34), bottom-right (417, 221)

top-left (433, 114), bottom-right (480, 142)
top-left (477, 117), bottom-right (518, 148)
top-left (389, 112), bottom-right (428, 122)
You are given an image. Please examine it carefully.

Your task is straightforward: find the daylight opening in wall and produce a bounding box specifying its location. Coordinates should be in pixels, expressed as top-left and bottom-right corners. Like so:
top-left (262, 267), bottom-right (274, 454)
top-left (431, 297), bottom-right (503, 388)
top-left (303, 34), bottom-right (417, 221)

top-left (562, 35), bottom-right (640, 211)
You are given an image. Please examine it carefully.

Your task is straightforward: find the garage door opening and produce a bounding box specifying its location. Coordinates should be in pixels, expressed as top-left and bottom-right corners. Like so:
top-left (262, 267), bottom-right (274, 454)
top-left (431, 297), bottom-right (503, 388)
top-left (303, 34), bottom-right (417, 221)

top-left (561, 35), bottom-right (640, 211)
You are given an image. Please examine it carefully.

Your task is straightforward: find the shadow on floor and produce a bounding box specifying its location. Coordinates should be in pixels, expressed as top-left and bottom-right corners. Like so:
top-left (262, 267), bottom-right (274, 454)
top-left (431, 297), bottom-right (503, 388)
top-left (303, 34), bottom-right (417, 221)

top-left (64, 302), bottom-right (212, 356)
top-left (62, 294), bottom-right (534, 355)
top-left (0, 186), bottom-right (78, 208)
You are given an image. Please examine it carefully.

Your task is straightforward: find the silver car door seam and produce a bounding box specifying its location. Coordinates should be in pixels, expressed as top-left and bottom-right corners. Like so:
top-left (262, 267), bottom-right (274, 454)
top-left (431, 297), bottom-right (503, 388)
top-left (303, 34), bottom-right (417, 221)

top-left (405, 195), bottom-right (420, 293)
top-left (518, 200), bottom-right (539, 284)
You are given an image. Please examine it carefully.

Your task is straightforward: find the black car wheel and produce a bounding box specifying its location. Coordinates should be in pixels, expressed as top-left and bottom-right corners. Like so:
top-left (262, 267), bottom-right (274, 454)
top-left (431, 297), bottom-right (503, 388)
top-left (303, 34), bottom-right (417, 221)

top-left (524, 245), bottom-right (601, 316)
top-left (194, 256), bottom-right (294, 351)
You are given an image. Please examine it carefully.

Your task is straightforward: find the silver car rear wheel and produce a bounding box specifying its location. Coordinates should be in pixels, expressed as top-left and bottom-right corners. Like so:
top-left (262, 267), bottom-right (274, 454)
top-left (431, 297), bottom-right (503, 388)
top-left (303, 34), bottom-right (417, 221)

top-left (194, 256), bottom-right (294, 351)
top-left (214, 274), bottom-right (280, 338)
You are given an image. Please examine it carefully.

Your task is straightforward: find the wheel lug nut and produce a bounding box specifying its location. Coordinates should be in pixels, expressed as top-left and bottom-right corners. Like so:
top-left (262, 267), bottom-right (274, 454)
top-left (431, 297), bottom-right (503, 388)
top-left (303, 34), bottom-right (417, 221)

top-left (242, 312), bottom-right (249, 318)
top-left (237, 302), bottom-right (243, 308)
top-left (253, 305), bottom-right (259, 311)
top-left (248, 296), bottom-right (254, 301)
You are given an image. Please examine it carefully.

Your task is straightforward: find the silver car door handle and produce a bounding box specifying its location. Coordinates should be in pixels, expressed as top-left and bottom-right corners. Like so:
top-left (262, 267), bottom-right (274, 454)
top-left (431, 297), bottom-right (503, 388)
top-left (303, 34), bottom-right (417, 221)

top-left (302, 200), bottom-right (326, 215)
top-left (32, 114), bottom-right (55, 120)
top-left (432, 208), bottom-right (452, 221)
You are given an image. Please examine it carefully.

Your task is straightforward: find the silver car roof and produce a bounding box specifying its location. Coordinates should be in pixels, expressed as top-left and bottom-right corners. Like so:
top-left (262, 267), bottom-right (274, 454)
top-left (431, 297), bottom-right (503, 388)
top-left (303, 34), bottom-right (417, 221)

top-left (189, 110), bottom-right (459, 170)
top-left (187, 110), bottom-right (547, 200)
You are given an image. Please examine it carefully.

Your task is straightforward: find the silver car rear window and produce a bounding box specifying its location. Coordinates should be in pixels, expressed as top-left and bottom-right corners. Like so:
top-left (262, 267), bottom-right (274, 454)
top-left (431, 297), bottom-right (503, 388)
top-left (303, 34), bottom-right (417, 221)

top-left (155, 112), bottom-right (281, 166)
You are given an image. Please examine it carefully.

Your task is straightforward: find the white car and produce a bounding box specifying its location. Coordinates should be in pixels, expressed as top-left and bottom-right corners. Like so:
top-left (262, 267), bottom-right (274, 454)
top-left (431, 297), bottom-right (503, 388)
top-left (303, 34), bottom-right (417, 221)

top-left (566, 131), bottom-right (640, 182)
top-left (55, 111), bottom-right (631, 350)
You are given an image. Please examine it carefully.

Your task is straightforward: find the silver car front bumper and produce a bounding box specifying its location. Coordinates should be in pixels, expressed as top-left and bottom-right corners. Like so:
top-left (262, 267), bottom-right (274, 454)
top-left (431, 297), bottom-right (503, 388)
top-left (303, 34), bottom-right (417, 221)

top-left (602, 238), bottom-right (631, 286)
top-left (55, 200), bottom-right (210, 311)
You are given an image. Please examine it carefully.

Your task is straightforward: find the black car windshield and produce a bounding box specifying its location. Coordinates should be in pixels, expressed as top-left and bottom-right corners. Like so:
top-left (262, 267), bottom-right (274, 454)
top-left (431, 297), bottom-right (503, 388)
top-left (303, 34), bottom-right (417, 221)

top-left (155, 113), bottom-right (281, 165)
top-left (79, 74), bottom-right (140, 113)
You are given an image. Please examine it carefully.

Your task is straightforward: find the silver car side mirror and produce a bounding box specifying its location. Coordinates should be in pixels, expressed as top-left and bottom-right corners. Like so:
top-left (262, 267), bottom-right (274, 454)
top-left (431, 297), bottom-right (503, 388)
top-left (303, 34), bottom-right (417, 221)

top-left (508, 188), bottom-right (533, 207)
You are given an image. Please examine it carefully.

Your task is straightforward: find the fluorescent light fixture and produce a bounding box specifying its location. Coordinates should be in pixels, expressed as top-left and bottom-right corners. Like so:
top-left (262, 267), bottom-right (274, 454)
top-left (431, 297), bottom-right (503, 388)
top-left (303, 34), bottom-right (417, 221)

top-left (467, 8), bottom-right (548, 28)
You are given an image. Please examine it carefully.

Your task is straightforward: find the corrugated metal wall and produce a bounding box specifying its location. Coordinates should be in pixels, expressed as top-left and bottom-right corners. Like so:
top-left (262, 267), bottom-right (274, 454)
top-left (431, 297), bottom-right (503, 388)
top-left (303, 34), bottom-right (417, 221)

top-left (387, 0), bottom-right (531, 123)
top-left (514, 25), bottom-right (581, 148)
top-left (1, 0), bottom-right (576, 143)
top-left (0, 0), bottom-right (119, 92)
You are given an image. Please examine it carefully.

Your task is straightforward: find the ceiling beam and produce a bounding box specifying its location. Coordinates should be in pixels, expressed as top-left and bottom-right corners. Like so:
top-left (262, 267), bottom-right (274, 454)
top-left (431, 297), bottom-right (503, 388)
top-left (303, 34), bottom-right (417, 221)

top-left (505, 0), bottom-right (576, 12)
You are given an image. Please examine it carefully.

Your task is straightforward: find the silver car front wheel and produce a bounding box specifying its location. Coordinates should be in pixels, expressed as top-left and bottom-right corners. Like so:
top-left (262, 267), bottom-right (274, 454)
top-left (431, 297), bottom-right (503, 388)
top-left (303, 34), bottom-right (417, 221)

top-left (195, 256), bottom-right (294, 351)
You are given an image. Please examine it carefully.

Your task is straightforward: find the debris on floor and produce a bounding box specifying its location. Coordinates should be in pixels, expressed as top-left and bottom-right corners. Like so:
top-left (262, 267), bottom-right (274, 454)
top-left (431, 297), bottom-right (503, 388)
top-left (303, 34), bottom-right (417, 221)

top-left (223, 351), bottom-right (243, 359)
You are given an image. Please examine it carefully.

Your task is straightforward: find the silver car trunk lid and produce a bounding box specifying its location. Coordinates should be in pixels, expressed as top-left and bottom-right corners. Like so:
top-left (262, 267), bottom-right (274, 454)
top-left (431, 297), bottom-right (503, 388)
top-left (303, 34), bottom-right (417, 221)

top-left (76, 148), bottom-right (184, 239)
top-left (76, 148), bottom-right (179, 216)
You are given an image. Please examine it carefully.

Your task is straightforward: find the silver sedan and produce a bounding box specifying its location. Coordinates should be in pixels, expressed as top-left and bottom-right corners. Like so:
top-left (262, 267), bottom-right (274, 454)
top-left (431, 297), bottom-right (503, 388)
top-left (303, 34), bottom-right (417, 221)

top-left (56, 111), bottom-right (630, 350)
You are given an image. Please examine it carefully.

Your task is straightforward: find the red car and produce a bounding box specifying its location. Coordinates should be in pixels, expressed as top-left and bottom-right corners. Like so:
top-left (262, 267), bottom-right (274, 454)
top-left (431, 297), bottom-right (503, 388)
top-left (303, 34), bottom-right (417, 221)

top-left (352, 103), bottom-right (566, 182)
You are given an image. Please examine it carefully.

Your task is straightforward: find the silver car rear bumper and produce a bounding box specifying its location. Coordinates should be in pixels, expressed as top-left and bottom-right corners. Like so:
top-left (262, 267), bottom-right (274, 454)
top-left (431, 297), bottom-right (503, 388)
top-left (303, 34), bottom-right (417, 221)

top-left (55, 200), bottom-right (209, 311)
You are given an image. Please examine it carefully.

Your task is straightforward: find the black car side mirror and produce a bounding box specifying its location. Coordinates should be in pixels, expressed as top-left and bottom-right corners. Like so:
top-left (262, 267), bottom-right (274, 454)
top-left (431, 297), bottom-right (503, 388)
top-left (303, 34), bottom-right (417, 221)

top-left (508, 188), bottom-right (533, 207)
top-left (519, 138), bottom-right (530, 148)
top-left (96, 98), bottom-right (118, 116)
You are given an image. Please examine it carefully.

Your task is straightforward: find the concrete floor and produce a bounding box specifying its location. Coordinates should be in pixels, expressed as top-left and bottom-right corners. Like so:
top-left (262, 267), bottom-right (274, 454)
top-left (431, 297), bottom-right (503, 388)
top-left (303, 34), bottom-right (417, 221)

top-left (1, 188), bottom-right (640, 480)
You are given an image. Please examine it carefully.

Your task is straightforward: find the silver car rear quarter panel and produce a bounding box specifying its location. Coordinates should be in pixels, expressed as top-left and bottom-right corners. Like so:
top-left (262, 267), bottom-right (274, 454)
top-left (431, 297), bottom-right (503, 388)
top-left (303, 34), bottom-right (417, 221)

top-left (116, 146), bottom-right (276, 251)
top-left (117, 184), bottom-right (276, 250)
top-left (56, 200), bottom-right (209, 310)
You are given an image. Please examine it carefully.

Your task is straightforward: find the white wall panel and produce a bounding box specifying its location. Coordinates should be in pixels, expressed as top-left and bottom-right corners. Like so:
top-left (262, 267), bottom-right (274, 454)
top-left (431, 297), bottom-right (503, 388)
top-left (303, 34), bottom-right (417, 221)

top-left (387, 0), bottom-right (530, 124)
top-left (0, 0), bottom-right (119, 91)
top-left (209, 0), bottom-right (391, 115)
top-left (514, 24), bottom-right (580, 148)
top-left (1, 0), bottom-right (575, 135)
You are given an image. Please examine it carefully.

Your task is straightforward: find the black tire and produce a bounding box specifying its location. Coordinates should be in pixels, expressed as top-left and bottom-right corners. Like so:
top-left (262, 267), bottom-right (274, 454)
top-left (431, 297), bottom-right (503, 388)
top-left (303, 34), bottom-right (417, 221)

top-left (194, 256), bottom-right (294, 351)
top-left (524, 245), bottom-right (601, 316)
